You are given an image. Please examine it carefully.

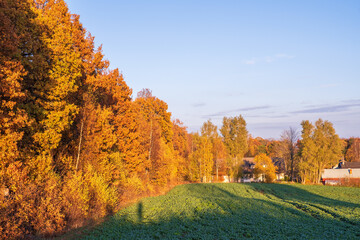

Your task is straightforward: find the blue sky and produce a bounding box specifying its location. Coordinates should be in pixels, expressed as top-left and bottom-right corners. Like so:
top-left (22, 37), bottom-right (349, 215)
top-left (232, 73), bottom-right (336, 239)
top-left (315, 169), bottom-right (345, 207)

top-left (66, 0), bottom-right (360, 139)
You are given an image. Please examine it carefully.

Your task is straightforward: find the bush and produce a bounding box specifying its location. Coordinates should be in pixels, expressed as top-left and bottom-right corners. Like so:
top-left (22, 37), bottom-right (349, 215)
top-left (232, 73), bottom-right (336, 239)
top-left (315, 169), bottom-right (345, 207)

top-left (32, 173), bottom-right (65, 236)
top-left (0, 162), bottom-right (36, 239)
top-left (61, 172), bottom-right (90, 228)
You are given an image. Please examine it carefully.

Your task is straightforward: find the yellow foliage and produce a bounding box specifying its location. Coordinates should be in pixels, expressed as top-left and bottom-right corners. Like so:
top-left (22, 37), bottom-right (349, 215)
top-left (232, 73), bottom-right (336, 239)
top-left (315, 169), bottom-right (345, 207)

top-left (84, 165), bottom-right (118, 218)
top-left (125, 174), bottom-right (146, 195)
top-left (61, 172), bottom-right (90, 227)
top-left (253, 153), bottom-right (277, 183)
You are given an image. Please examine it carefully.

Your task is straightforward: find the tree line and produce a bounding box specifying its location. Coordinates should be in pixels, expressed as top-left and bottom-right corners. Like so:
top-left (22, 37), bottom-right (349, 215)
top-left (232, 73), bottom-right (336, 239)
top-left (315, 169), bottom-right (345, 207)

top-left (0, 0), bottom-right (359, 238)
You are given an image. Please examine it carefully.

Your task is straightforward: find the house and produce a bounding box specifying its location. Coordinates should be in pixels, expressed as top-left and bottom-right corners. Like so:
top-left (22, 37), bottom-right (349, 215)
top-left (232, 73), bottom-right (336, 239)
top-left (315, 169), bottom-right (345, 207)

top-left (239, 157), bottom-right (286, 182)
top-left (272, 157), bottom-right (286, 181)
top-left (321, 160), bottom-right (360, 185)
top-left (241, 157), bottom-right (256, 182)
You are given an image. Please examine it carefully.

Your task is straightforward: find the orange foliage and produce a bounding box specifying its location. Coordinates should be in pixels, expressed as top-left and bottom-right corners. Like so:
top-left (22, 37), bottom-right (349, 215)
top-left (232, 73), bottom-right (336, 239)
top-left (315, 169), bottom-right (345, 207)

top-left (345, 138), bottom-right (360, 162)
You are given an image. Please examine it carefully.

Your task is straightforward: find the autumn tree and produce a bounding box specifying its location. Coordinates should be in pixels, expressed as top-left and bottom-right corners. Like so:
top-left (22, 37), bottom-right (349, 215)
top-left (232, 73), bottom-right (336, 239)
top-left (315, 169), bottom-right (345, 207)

top-left (172, 119), bottom-right (190, 180)
top-left (192, 135), bottom-right (213, 183)
top-left (201, 119), bottom-right (218, 139)
top-left (0, 0), bottom-right (30, 169)
top-left (201, 119), bottom-right (227, 181)
top-left (298, 119), bottom-right (343, 183)
top-left (187, 133), bottom-right (199, 182)
top-left (345, 138), bottom-right (360, 162)
top-left (31, 0), bottom-right (82, 160)
top-left (172, 119), bottom-right (190, 158)
top-left (212, 137), bottom-right (227, 181)
top-left (220, 115), bottom-right (248, 181)
top-left (297, 120), bottom-right (316, 183)
top-left (280, 127), bottom-right (299, 181)
top-left (246, 135), bottom-right (261, 157)
top-left (136, 89), bottom-right (173, 143)
top-left (253, 153), bottom-right (277, 183)
top-left (0, 0), bottom-right (68, 237)
top-left (265, 140), bottom-right (282, 158)
top-left (135, 89), bottom-right (177, 186)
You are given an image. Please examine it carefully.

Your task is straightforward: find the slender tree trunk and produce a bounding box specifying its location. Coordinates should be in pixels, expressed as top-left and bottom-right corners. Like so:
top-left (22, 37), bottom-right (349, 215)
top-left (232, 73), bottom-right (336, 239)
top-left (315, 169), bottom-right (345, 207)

top-left (199, 158), bottom-right (202, 182)
top-left (216, 159), bottom-right (219, 182)
top-left (290, 148), bottom-right (294, 181)
top-left (76, 119), bottom-right (84, 171)
top-left (148, 118), bottom-right (153, 162)
top-left (317, 163), bottom-right (323, 184)
top-left (302, 170), bottom-right (306, 184)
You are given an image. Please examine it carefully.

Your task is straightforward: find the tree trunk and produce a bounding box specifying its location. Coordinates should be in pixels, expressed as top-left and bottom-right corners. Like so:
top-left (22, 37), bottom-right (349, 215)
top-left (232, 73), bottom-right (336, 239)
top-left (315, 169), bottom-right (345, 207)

top-left (76, 119), bottom-right (84, 171)
top-left (148, 118), bottom-right (153, 162)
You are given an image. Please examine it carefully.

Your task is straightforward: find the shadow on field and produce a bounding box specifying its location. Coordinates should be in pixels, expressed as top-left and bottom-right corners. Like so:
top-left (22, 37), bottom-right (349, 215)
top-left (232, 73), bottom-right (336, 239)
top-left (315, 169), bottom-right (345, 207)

top-left (137, 201), bottom-right (143, 222)
top-left (76, 183), bottom-right (360, 240)
top-left (246, 183), bottom-right (360, 209)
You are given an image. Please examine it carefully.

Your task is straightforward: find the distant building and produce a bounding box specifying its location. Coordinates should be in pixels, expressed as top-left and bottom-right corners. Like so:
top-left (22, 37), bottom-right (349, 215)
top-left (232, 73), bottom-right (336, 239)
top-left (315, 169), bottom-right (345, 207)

top-left (242, 157), bottom-right (256, 182)
top-left (237, 157), bottom-right (286, 183)
top-left (272, 157), bottom-right (286, 181)
top-left (321, 160), bottom-right (360, 185)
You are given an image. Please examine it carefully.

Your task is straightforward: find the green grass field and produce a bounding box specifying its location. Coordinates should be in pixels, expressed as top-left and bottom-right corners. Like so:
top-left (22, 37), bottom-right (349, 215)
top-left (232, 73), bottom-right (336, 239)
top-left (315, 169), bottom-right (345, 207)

top-left (79, 183), bottom-right (360, 239)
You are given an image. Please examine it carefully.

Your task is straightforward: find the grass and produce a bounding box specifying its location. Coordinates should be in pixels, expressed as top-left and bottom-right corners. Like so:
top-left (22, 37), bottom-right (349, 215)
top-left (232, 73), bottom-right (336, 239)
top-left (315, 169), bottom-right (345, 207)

top-left (77, 183), bottom-right (360, 239)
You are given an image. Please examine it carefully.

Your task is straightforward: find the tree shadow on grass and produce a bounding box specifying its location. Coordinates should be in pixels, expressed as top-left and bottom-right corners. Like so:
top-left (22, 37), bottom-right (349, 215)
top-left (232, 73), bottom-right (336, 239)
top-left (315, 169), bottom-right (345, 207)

top-left (246, 183), bottom-right (360, 208)
top-left (77, 183), bottom-right (360, 240)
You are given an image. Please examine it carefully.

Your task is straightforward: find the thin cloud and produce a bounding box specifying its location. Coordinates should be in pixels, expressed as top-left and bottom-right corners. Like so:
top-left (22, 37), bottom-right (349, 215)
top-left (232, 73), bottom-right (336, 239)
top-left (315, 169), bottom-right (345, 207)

top-left (204, 105), bottom-right (271, 118)
top-left (292, 103), bottom-right (360, 114)
top-left (269, 114), bottom-right (290, 118)
top-left (246, 114), bottom-right (288, 118)
top-left (342, 99), bottom-right (360, 104)
top-left (249, 124), bottom-right (293, 130)
top-left (236, 106), bottom-right (271, 111)
top-left (223, 91), bottom-right (244, 97)
top-left (192, 102), bottom-right (206, 108)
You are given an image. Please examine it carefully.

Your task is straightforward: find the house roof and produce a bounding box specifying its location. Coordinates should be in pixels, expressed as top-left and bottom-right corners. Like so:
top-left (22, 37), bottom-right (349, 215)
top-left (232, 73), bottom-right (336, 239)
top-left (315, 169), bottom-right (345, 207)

top-left (241, 157), bottom-right (286, 174)
top-left (272, 157), bottom-right (286, 173)
top-left (338, 162), bottom-right (360, 169)
top-left (242, 159), bottom-right (255, 174)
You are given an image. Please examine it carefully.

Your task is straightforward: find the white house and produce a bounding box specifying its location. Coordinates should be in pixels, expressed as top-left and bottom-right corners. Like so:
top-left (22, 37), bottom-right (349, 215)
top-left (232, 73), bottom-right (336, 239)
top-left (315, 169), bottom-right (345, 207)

top-left (321, 161), bottom-right (360, 185)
